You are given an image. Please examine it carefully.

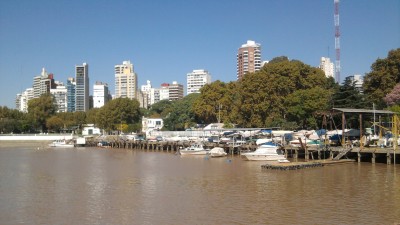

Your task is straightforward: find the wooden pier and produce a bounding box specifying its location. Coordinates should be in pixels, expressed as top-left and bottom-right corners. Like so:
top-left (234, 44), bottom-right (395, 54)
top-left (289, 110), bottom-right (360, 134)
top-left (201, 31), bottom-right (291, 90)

top-left (86, 139), bottom-right (258, 154)
top-left (283, 145), bottom-right (399, 165)
top-left (85, 138), bottom-right (398, 164)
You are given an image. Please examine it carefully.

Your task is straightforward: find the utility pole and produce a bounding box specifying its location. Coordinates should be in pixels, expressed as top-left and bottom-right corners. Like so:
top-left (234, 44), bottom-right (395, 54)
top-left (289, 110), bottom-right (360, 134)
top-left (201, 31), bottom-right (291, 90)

top-left (218, 103), bottom-right (222, 124)
top-left (334, 0), bottom-right (341, 83)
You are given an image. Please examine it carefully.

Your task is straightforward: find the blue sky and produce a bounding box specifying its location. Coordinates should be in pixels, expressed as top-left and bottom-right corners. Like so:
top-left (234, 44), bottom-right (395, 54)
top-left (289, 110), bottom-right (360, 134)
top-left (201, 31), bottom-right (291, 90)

top-left (0, 0), bottom-right (399, 108)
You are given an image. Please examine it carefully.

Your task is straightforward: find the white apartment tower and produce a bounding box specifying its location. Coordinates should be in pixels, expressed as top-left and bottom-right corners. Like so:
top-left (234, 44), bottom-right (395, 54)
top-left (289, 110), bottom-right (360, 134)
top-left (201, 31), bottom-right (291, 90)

top-left (348, 74), bottom-right (364, 93)
top-left (75, 63), bottom-right (89, 112)
top-left (187, 69), bottom-right (211, 94)
top-left (160, 83), bottom-right (170, 101)
top-left (15, 88), bottom-right (33, 112)
top-left (93, 81), bottom-right (109, 108)
top-left (50, 85), bottom-right (68, 113)
top-left (141, 80), bottom-right (152, 108)
top-left (32, 68), bottom-right (54, 98)
top-left (237, 40), bottom-right (262, 80)
top-left (319, 57), bottom-right (335, 79)
top-left (115, 60), bottom-right (137, 99)
top-left (149, 88), bottom-right (160, 105)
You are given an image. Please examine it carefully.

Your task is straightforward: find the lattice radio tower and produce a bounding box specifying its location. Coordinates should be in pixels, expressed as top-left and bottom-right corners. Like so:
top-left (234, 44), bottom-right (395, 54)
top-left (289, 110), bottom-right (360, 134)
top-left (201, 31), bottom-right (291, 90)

top-left (334, 0), bottom-right (341, 83)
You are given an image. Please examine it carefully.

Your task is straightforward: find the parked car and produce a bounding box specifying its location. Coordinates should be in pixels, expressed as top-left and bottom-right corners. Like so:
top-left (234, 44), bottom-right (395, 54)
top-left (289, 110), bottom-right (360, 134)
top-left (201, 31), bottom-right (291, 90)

top-left (156, 136), bottom-right (164, 141)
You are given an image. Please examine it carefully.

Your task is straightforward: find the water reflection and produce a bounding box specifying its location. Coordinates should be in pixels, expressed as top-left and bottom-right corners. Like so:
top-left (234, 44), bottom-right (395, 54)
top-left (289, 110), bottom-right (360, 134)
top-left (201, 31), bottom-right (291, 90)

top-left (0, 146), bottom-right (399, 224)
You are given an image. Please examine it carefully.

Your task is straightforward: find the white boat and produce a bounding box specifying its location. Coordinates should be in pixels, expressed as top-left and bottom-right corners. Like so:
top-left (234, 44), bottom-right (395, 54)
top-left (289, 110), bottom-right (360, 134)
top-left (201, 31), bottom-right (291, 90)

top-left (179, 143), bottom-right (210, 155)
top-left (48, 139), bottom-right (75, 148)
top-left (241, 142), bottom-right (287, 161)
top-left (208, 147), bottom-right (227, 157)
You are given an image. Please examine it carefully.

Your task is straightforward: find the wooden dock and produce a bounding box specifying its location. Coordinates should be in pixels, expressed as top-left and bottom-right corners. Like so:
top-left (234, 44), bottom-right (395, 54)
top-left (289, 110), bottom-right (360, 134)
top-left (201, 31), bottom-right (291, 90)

top-left (261, 159), bottom-right (355, 170)
top-left (85, 138), bottom-right (398, 164)
top-left (283, 145), bottom-right (399, 165)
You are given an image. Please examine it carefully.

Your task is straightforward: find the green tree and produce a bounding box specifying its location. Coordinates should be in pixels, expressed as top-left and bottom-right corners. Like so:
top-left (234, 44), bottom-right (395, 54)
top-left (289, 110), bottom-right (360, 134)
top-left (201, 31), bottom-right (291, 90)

top-left (27, 94), bottom-right (57, 132)
top-left (285, 87), bottom-right (331, 129)
top-left (332, 76), bottom-right (369, 109)
top-left (268, 56), bottom-right (289, 64)
top-left (73, 111), bottom-right (86, 133)
top-left (86, 108), bottom-right (100, 125)
top-left (163, 94), bottom-right (200, 130)
top-left (97, 98), bottom-right (142, 133)
top-left (145, 99), bottom-right (173, 118)
top-left (57, 112), bottom-right (76, 130)
top-left (236, 58), bottom-right (329, 127)
top-left (46, 115), bottom-right (64, 132)
top-left (0, 106), bottom-right (27, 133)
top-left (192, 81), bottom-right (231, 124)
top-left (363, 48), bottom-right (400, 108)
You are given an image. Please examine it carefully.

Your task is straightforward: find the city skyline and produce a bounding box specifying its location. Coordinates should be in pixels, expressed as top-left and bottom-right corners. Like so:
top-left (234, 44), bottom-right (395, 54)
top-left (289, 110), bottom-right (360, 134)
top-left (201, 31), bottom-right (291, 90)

top-left (1, 0), bottom-right (399, 108)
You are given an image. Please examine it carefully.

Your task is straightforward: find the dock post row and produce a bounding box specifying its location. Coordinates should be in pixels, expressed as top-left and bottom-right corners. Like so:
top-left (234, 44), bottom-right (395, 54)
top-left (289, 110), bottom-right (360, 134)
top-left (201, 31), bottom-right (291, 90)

top-left (85, 139), bottom-right (398, 164)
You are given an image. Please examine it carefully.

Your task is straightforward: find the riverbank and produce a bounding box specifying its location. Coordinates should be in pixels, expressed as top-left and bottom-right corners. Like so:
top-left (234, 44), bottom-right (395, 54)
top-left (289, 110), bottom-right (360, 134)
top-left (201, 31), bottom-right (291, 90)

top-left (0, 134), bottom-right (75, 141)
top-left (0, 140), bottom-right (50, 148)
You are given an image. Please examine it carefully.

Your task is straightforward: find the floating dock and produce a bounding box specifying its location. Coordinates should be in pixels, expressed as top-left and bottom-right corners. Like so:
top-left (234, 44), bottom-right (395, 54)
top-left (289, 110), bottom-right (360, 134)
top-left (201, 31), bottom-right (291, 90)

top-left (261, 159), bottom-right (355, 170)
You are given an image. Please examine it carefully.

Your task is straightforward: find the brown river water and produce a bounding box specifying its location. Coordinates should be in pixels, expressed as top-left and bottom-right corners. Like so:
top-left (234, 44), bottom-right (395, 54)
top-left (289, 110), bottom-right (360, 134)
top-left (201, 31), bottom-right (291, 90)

top-left (0, 142), bottom-right (399, 225)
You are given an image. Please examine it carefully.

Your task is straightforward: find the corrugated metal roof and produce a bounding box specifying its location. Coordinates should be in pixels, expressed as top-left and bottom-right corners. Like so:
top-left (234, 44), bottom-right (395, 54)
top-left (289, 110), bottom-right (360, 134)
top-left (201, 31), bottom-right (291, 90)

top-left (332, 108), bottom-right (395, 115)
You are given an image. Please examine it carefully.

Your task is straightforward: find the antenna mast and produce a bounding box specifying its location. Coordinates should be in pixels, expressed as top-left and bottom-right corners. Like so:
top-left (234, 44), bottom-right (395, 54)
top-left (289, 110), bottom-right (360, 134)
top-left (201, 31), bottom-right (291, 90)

top-left (334, 0), bottom-right (341, 83)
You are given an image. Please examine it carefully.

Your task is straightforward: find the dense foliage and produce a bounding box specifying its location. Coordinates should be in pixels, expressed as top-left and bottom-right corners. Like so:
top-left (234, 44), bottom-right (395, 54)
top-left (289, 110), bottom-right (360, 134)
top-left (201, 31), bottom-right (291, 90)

top-left (332, 76), bottom-right (369, 109)
top-left (363, 48), bottom-right (400, 108)
top-left (193, 58), bottom-right (332, 129)
top-left (97, 98), bottom-right (142, 133)
top-left (384, 83), bottom-right (400, 106)
top-left (163, 94), bottom-right (200, 130)
top-left (27, 94), bottom-right (57, 132)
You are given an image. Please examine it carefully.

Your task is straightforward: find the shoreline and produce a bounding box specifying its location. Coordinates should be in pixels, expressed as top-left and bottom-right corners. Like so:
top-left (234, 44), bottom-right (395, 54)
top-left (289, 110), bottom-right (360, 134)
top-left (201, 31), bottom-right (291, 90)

top-left (0, 134), bottom-right (75, 141)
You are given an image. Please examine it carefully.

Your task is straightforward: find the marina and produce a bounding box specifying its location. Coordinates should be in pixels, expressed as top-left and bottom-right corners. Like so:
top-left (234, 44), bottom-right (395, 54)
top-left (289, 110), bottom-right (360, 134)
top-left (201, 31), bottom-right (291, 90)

top-left (78, 138), bottom-right (400, 165)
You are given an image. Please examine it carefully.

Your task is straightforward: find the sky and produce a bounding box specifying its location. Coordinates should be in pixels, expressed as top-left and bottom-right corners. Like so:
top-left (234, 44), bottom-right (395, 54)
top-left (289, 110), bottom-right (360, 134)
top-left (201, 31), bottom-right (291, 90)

top-left (0, 0), bottom-right (399, 108)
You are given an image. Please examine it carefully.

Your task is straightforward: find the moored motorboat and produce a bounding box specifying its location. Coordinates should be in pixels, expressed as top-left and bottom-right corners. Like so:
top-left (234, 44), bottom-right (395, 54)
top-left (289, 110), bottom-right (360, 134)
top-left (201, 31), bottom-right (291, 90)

top-left (241, 142), bottom-right (287, 161)
top-left (208, 147), bottom-right (227, 157)
top-left (48, 139), bottom-right (75, 148)
top-left (179, 143), bottom-right (210, 155)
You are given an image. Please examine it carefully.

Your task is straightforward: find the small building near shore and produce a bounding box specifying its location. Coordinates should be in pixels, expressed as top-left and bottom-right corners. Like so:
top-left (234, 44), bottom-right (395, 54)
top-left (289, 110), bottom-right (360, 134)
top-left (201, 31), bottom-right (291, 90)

top-left (142, 117), bottom-right (163, 136)
top-left (82, 124), bottom-right (101, 136)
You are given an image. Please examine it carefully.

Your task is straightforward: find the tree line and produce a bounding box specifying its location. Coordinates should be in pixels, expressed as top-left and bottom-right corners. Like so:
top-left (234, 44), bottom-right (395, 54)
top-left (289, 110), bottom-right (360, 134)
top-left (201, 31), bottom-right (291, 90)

top-left (1, 48), bottom-right (399, 134)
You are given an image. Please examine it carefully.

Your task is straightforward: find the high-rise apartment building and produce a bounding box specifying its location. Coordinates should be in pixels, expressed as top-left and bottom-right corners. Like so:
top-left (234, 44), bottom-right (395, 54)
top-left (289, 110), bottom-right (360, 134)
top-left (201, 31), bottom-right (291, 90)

top-left (137, 90), bottom-right (148, 109)
top-left (75, 63), bottom-right (89, 112)
top-left (187, 69), bottom-right (211, 94)
top-left (17, 68), bottom-right (54, 112)
top-left (348, 74), bottom-right (364, 93)
top-left (169, 81), bottom-right (184, 101)
top-left (93, 81), bottom-right (109, 108)
top-left (15, 88), bottom-right (33, 112)
top-left (149, 88), bottom-right (160, 105)
top-left (141, 80), bottom-right (152, 108)
top-left (66, 77), bottom-right (76, 112)
top-left (115, 60), bottom-right (137, 99)
top-left (50, 85), bottom-right (67, 113)
top-left (160, 83), bottom-right (170, 101)
top-left (237, 40), bottom-right (262, 80)
top-left (32, 68), bottom-right (55, 98)
top-left (319, 57), bottom-right (335, 79)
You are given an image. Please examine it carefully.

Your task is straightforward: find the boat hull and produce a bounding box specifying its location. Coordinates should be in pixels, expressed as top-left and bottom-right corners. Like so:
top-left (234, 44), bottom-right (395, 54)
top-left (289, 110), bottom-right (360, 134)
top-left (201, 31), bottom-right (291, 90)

top-left (209, 153), bottom-right (227, 157)
top-left (241, 154), bottom-right (287, 161)
top-left (180, 150), bottom-right (209, 155)
top-left (208, 147), bottom-right (227, 157)
top-left (48, 144), bottom-right (75, 148)
top-left (48, 140), bottom-right (75, 148)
